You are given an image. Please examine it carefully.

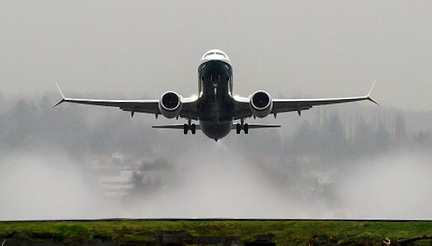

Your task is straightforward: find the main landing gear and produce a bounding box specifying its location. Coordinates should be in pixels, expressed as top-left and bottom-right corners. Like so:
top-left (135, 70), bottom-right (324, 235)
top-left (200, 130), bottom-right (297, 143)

top-left (183, 120), bottom-right (196, 135)
top-left (236, 120), bottom-right (249, 134)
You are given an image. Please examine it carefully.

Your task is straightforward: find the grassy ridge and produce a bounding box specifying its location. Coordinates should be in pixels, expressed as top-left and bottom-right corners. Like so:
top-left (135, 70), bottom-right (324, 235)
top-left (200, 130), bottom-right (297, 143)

top-left (1, 220), bottom-right (432, 245)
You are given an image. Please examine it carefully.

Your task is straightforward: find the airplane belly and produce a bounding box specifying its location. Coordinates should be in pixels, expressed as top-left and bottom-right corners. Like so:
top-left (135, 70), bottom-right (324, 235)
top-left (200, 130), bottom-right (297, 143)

top-left (200, 121), bottom-right (232, 141)
top-left (196, 59), bottom-right (235, 140)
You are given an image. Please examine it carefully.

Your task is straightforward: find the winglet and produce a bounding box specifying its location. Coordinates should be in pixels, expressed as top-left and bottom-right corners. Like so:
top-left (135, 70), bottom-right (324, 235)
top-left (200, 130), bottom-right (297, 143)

top-left (53, 82), bottom-right (66, 107)
top-left (366, 80), bottom-right (379, 105)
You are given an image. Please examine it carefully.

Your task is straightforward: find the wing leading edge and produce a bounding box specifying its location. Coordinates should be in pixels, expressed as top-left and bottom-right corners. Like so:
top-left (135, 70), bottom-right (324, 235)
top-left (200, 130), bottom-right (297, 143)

top-left (272, 84), bottom-right (378, 115)
top-left (54, 94), bottom-right (160, 116)
top-left (272, 94), bottom-right (378, 114)
top-left (233, 84), bottom-right (378, 118)
top-left (53, 83), bottom-right (198, 118)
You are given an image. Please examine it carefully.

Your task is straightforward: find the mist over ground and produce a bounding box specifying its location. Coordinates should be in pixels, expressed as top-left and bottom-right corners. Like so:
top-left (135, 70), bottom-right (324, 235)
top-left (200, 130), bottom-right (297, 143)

top-left (0, 95), bottom-right (431, 220)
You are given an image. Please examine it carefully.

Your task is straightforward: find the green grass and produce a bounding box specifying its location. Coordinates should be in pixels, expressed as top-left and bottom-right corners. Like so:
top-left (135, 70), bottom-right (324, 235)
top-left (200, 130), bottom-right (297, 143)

top-left (0, 220), bottom-right (432, 245)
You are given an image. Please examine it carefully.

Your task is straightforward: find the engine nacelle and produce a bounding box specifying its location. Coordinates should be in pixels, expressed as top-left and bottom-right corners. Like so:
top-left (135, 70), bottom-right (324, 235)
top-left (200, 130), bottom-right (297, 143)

top-left (249, 90), bottom-right (273, 118)
top-left (158, 91), bottom-right (182, 119)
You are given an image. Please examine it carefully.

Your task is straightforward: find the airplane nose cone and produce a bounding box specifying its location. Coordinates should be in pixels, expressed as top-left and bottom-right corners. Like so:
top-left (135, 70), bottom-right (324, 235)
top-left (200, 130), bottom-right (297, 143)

top-left (211, 75), bottom-right (221, 86)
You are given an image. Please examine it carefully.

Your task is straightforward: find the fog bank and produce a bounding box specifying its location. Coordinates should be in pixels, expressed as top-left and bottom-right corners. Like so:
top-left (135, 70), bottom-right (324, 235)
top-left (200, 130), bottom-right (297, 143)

top-left (0, 95), bottom-right (431, 220)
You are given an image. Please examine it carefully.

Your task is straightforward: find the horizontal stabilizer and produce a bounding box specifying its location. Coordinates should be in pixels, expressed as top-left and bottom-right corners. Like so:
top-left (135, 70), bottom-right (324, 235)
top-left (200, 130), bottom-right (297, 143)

top-left (153, 123), bottom-right (280, 130)
top-left (152, 124), bottom-right (201, 130)
top-left (234, 123), bottom-right (281, 129)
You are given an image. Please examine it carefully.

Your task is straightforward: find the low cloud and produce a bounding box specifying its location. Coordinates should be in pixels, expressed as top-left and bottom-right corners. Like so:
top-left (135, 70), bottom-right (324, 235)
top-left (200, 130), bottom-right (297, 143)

top-left (1, 95), bottom-right (432, 220)
top-left (0, 150), bottom-right (118, 220)
top-left (337, 151), bottom-right (432, 219)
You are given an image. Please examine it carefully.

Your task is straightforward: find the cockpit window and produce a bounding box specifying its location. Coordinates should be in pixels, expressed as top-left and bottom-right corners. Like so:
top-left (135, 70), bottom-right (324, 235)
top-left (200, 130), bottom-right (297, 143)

top-left (204, 51), bottom-right (226, 58)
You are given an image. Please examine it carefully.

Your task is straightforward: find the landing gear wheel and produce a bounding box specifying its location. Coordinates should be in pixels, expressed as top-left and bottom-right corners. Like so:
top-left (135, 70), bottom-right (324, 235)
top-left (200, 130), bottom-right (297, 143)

top-left (191, 124), bottom-right (196, 135)
top-left (236, 123), bottom-right (241, 134)
top-left (184, 122), bottom-right (196, 135)
top-left (183, 124), bottom-right (188, 135)
top-left (244, 123), bottom-right (249, 134)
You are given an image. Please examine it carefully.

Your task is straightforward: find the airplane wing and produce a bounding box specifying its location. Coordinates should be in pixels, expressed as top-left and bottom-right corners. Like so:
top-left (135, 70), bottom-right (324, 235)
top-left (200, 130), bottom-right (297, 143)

top-left (233, 85), bottom-right (378, 119)
top-left (54, 96), bottom-right (160, 115)
top-left (53, 84), bottom-right (199, 119)
top-left (272, 94), bottom-right (378, 115)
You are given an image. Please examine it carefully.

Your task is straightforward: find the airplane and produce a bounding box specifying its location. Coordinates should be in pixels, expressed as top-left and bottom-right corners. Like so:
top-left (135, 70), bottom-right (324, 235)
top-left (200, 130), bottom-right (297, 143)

top-left (54, 49), bottom-right (378, 141)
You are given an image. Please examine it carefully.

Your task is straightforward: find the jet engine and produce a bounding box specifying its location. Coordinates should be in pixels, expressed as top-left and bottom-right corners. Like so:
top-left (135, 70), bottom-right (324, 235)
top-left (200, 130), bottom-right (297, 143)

top-left (159, 91), bottom-right (182, 118)
top-left (249, 90), bottom-right (273, 118)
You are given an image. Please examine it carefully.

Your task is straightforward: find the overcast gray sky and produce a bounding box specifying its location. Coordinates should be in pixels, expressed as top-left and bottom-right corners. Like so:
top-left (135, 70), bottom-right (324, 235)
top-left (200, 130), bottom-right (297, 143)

top-left (1, 1), bottom-right (432, 220)
top-left (1, 1), bottom-right (431, 110)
